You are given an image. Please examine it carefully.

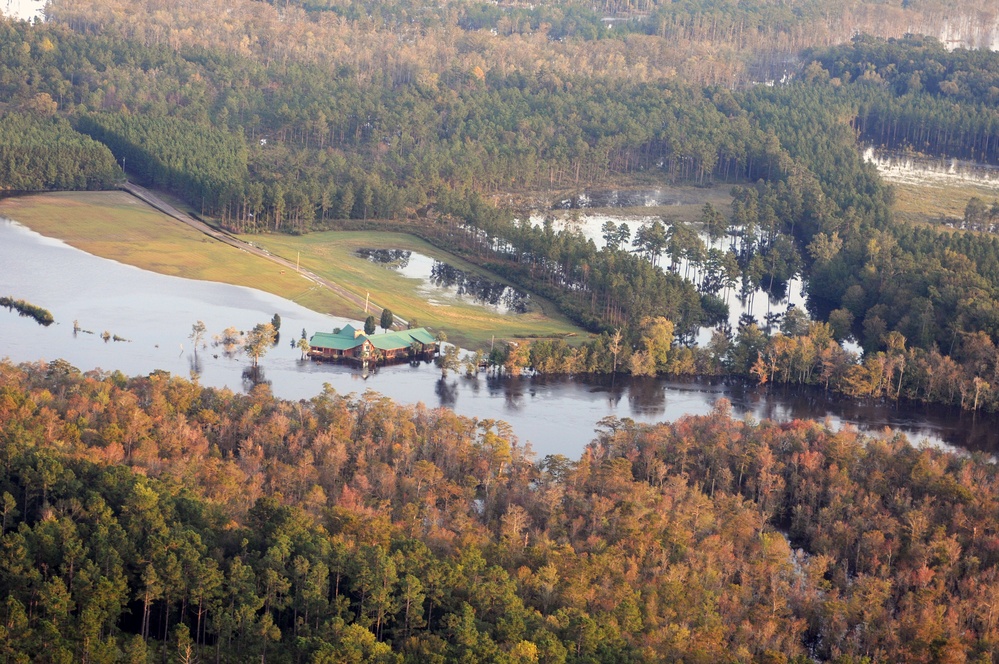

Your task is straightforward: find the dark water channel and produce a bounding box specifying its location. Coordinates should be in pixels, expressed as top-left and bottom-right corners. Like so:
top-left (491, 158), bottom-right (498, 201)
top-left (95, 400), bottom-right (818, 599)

top-left (2, 219), bottom-right (996, 457)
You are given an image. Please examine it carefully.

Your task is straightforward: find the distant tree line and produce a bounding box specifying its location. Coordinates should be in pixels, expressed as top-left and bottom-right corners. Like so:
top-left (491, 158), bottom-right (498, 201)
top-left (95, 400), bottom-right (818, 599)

top-left (807, 35), bottom-right (999, 163)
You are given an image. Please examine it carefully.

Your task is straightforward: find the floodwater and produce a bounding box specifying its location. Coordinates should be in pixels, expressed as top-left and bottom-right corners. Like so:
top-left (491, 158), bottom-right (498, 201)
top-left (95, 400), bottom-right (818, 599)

top-left (530, 210), bottom-right (811, 344)
top-left (356, 248), bottom-right (530, 314)
top-left (2, 218), bottom-right (996, 457)
top-left (0, 0), bottom-right (44, 21)
top-left (864, 147), bottom-right (999, 188)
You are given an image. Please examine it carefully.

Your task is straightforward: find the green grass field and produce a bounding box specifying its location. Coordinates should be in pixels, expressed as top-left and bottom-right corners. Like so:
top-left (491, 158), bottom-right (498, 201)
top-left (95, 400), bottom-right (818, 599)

top-left (245, 230), bottom-right (583, 348)
top-left (0, 191), bottom-right (357, 314)
top-left (0, 191), bottom-right (583, 347)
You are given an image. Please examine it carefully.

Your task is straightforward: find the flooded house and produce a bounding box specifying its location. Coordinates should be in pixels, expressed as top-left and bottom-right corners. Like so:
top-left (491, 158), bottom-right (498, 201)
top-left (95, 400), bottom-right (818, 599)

top-left (308, 324), bottom-right (438, 365)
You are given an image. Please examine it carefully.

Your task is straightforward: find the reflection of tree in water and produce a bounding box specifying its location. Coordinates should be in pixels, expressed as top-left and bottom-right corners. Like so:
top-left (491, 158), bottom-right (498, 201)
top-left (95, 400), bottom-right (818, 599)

top-left (188, 352), bottom-right (203, 378)
top-left (435, 378), bottom-right (458, 406)
top-left (463, 373), bottom-right (481, 394)
top-left (626, 376), bottom-right (667, 415)
top-left (242, 365), bottom-right (271, 390)
top-left (764, 278), bottom-right (789, 302)
top-left (497, 376), bottom-right (527, 410)
top-left (429, 261), bottom-right (530, 314)
top-left (355, 248), bottom-right (411, 269)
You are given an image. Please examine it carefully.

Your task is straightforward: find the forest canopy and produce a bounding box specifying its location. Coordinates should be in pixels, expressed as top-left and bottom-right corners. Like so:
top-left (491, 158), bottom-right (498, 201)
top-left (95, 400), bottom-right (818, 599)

top-left (6, 2), bottom-right (999, 661)
top-left (2, 359), bottom-right (999, 662)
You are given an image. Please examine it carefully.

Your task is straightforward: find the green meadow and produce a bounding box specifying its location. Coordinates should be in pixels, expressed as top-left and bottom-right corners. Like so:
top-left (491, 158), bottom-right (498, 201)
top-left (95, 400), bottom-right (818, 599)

top-left (245, 230), bottom-right (583, 348)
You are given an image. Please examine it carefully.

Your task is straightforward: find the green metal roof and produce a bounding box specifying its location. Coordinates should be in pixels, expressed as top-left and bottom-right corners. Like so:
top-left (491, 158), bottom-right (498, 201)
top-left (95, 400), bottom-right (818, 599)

top-left (368, 328), bottom-right (437, 351)
top-left (339, 324), bottom-right (363, 338)
top-left (310, 327), bottom-right (437, 352)
top-left (309, 331), bottom-right (363, 351)
top-left (406, 328), bottom-right (436, 345)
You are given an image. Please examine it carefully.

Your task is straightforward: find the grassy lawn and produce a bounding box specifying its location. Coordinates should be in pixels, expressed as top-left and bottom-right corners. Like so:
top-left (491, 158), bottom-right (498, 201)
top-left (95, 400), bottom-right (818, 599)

top-left (245, 230), bottom-right (584, 349)
top-left (0, 191), bottom-right (584, 348)
top-left (0, 191), bottom-right (357, 313)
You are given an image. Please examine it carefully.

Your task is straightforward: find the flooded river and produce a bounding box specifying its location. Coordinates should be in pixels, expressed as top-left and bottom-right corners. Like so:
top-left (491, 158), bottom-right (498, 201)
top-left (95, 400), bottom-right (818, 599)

top-left (2, 218), bottom-right (995, 457)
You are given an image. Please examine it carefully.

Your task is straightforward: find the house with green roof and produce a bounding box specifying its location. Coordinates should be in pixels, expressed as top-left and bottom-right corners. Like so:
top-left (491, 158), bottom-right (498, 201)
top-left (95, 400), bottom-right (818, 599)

top-left (308, 324), bottom-right (438, 365)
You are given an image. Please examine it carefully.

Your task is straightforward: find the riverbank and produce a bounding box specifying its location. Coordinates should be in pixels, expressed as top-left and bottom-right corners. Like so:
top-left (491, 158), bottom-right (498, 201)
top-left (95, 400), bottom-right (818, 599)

top-left (0, 190), bottom-right (357, 313)
top-left (3, 216), bottom-right (992, 455)
top-left (0, 190), bottom-right (582, 348)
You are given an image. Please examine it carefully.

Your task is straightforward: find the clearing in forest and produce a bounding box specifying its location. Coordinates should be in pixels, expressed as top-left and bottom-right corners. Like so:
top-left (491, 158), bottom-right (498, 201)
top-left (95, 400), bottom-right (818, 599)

top-left (890, 178), bottom-right (999, 229)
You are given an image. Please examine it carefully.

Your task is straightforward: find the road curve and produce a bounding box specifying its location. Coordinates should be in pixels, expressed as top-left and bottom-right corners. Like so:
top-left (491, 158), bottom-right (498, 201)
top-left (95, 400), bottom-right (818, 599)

top-left (119, 182), bottom-right (408, 328)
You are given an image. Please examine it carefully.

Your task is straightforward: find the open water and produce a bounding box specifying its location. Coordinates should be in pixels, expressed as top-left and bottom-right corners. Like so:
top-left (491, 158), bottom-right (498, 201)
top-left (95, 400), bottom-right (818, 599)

top-left (1, 218), bottom-right (995, 457)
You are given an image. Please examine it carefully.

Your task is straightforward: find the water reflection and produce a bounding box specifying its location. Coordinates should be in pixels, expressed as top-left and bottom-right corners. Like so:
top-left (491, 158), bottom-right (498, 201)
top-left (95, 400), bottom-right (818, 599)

top-left (435, 378), bottom-right (458, 406)
top-left (242, 365), bottom-right (270, 390)
top-left (188, 352), bottom-right (203, 377)
top-left (2, 218), bottom-right (997, 457)
top-left (625, 376), bottom-right (667, 416)
top-left (428, 262), bottom-right (530, 314)
top-left (553, 189), bottom-right (709, 209)
top-left (355, 247), bottom-right (531, 314)
top-left (356, 248), bottom-right (412, 269)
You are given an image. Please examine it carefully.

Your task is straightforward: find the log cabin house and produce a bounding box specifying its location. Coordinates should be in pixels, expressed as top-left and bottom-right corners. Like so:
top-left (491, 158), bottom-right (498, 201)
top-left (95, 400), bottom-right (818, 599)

top-left (308, 324), bottom-right (438, 365)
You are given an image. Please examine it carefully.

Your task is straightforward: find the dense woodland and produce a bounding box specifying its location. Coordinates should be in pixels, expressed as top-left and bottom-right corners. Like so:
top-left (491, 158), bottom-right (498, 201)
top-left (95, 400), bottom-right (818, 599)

top-left (3, 359), bottom-right (999, 662)
top-left (44, 0), bottom-right (999, 88)
top-left (5, 9), bottom-right (999, 409)
top-left (7, 2), bottom-right (999, 661)
top-left (810, 35), bottom-right (999, 164)
top-left (0, 111), bottom-right (119, 191)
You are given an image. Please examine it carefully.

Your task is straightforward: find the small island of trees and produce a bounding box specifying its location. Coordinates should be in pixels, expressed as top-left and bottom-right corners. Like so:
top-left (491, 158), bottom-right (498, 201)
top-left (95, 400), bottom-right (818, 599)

top-left (0, 295), bottom-right (53, 326)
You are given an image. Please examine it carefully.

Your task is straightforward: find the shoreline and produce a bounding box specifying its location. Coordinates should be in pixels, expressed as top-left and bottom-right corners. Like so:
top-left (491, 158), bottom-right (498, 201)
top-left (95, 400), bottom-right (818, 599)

top-left (0, 189), bottom-right (583, 348)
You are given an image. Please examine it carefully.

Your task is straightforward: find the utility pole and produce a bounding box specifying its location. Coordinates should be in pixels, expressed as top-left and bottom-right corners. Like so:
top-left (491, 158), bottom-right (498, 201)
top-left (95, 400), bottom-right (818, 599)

top-left (364, 292), bottom-right (369, 314)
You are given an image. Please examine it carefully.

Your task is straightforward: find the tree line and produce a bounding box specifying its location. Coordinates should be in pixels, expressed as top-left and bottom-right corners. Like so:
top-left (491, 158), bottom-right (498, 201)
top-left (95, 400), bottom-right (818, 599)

top-left (0, 110), bottom-right (119, 191)
top-left (76, 113), bottom-right (248, 215)
top-left (485, 314), bottom-right (999, 412)
top-left (2, 358), bottom-right (999, 661)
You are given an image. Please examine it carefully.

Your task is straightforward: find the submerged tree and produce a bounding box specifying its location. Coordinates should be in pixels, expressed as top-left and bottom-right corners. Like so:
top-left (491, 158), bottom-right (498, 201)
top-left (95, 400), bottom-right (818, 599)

top-left (190, 320), bottom-right (207, 353)
top-left (436, 344), bottom-right (460, 378)
top-left (245, 323), bottom-right (277, 367)
top-left (214, 326), bottom-right (243, 358)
